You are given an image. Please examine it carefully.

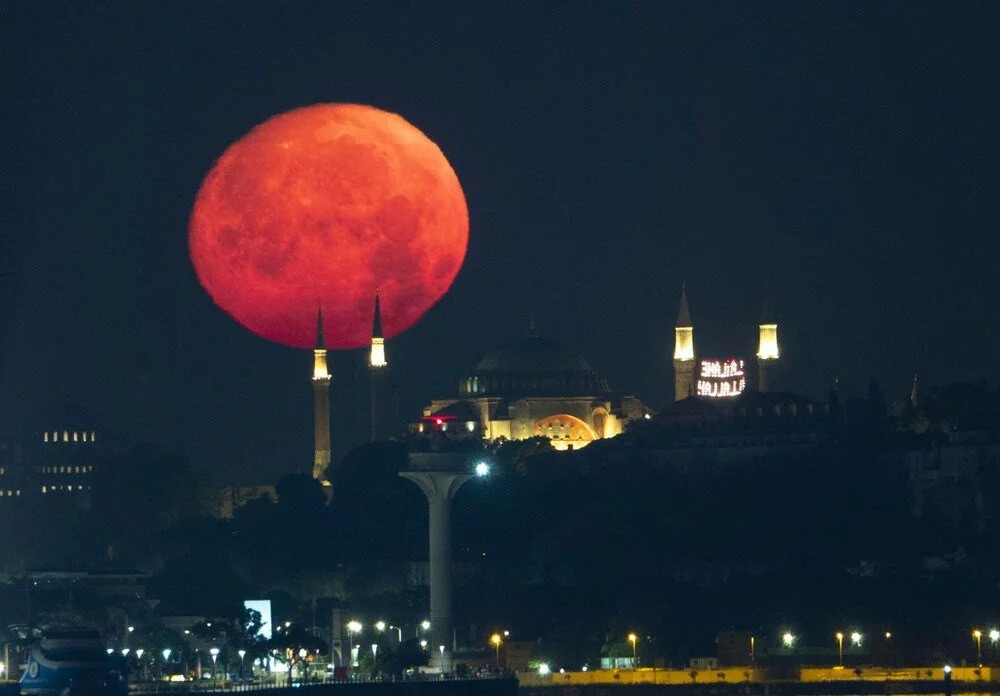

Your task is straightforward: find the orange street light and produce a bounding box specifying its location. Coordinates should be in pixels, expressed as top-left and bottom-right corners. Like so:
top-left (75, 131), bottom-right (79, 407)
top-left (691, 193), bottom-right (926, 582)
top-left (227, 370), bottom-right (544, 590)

top-left (490, 633), bottom-right (502, 666)
top-left (627, 633), bottom-right (638, 669)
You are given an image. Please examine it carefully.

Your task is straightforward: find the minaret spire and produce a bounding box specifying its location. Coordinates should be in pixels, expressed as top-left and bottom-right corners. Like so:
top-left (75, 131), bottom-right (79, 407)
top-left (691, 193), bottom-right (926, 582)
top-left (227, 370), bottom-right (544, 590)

top-left (756, 290), bottom-right (779, 392)
top-left (312, 303), bottom-right (332, 482)
top-left (673, 283), bottom-right (696, 401)
top-left (909, 374), bottom-right (919, 408)
top-left (369, 289), bottom-right (391, 442)
top-left (369, 288), bottom-right (386, 368)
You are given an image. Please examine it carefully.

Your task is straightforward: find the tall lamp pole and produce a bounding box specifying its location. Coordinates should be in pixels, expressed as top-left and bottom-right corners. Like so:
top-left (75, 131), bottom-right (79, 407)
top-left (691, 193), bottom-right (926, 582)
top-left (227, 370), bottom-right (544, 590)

top-left (835, 632), bottom-right (844, 667)
top-left (628, 633), bottom-right (638, 669)
top-left (974, 629), bottom-right (983, 666)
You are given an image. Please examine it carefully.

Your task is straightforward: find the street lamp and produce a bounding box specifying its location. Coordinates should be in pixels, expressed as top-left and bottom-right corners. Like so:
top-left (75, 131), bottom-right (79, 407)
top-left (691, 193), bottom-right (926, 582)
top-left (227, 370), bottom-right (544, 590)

top-left (389, 625), bottom-right (403, 643)
top-left (162, 648), bottom-right (171, 662)
top-left (750, 635), bottom-right (756, 667)
top-left (782, 632), bottom-right (795, 648)
top-left (347, 621), bottom-right (362, 666)
top-left (627, 633), bottom-right (638, 668)
top-left (121, 649), bottom-right (130, 657)
top-left (490, 633), bottom-right (502, 666)
top-left (974, 629), bottom-right (983, 666)
top-left (238, 649), bottom-right (246, 680)
top-left (835, 632), bottom-right (844, 667)
top-left (421, 620), bottom-right (431, 631)
top-left (475, 462), bottom-right (489, 477)
top-left (420, 640), bottom-right (427, 650)
top-left (209, 647), bottom-right (219, 682)
top-left (372, 644), bottom-right (378, 661)
top-left (375, 621), bottom-right (386, 632)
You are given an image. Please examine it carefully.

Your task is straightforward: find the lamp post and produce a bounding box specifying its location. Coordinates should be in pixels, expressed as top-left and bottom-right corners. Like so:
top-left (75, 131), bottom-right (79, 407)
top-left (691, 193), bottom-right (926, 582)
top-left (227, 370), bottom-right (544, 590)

top-left (783, 632), bottom-right (795, 649)
top-left (209, 647), bottom-right (219, 683)
top-left (974, 629), bottom-right (983, 666)
top-left (347, 621), bottom-right (362, 667)
top-left (238, 649), bottom-right (246, 680)
top-left (490, 633), bottom-right (502, 666)
top-left (749, 635), bottom-right (756, 668)
top-left (389, 625), bottom-right (403, 644)
top-left (628, 633), bottom-right (638, 669)
top-left (835, 632), bottom-right (844, 667)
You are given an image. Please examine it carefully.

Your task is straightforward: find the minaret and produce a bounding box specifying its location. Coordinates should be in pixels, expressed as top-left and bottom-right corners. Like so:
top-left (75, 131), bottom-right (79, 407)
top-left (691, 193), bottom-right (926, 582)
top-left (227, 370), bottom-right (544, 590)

top-left (756, 295), bottom-right (779, 392)
top-left (673, 284), bottom-right (696, 401)
top-left (369, 289), bottom-right (389, 442)
top-left (312, 306), bottom-right (332, 482)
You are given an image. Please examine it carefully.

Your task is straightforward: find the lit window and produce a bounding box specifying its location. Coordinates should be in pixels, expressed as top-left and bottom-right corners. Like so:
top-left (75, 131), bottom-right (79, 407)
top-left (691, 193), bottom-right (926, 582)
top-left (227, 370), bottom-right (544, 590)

top-left (91, 431), bottom-right (95, 441)
top-left (63, 431), bottom-right (68, 442)
top-left (44, 432), bottom-right (49, 442)
top-left (41, 486), bottom-right (47, 494)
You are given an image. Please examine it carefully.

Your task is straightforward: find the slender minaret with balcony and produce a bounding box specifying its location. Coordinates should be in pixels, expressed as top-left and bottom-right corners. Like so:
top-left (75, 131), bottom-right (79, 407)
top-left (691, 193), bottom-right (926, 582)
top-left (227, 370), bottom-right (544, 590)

top-left (673, 284), bottom-right (696, 401)
top-left (369, 289), bottom-right (390, 442)
top-left (756, 296), bottom-right (780, 392)
top-left (312, 305), bottom-right (332, 482)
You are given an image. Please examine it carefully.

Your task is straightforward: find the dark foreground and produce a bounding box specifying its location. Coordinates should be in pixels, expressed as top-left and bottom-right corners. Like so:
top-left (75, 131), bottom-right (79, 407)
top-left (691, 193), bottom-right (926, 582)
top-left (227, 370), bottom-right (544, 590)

top-left (519, 682), bottom-right (997, 696)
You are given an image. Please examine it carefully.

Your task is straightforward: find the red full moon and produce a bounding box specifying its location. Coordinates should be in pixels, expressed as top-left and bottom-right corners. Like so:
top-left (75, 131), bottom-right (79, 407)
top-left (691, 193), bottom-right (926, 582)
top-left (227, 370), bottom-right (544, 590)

top-left (189, 104), bottom-right (468, 349)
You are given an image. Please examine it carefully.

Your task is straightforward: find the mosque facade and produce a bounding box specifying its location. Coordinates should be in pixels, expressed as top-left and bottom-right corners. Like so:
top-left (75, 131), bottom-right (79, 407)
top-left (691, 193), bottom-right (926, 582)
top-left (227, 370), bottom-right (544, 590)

top-left (416, 329), bottom-right (650, 450)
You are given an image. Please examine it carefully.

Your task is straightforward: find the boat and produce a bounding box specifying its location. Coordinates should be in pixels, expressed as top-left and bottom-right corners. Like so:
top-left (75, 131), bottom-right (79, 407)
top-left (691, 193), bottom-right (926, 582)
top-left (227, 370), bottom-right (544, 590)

top-left (20, 626), bottom-right (127, 696)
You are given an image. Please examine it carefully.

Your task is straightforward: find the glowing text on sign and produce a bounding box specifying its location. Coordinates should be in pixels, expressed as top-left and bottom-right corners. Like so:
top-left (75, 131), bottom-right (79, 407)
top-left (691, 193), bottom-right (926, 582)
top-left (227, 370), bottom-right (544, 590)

top-left (698, 359), bottom-right (746, 398)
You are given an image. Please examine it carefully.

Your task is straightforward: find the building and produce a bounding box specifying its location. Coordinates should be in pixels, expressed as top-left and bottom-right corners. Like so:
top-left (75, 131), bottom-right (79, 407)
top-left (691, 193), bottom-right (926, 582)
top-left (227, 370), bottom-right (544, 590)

top-left (417, 327), bottom-right (649, 450)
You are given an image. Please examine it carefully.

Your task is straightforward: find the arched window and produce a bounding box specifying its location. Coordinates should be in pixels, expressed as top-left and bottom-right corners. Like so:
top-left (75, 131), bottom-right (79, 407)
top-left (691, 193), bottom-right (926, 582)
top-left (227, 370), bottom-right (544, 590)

top-left (44, 432), bottom-right (49, 442)
top-left (63, 431), bottom-right (69, 442)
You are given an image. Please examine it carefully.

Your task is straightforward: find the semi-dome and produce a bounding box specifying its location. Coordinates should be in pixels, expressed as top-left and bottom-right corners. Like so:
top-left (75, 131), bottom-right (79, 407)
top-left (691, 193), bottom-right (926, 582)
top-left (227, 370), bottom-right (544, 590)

top-left (461, 335), bottom-right (609, 397)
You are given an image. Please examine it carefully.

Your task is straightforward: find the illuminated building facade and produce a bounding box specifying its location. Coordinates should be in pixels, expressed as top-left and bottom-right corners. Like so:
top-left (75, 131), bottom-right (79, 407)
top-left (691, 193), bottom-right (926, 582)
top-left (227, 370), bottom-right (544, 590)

top-left (417, 329), bottom-right (649, 450)
top-left (672, 286), bottom-right (780, 400)
top-left (312, 307), bottom-right (332, 482)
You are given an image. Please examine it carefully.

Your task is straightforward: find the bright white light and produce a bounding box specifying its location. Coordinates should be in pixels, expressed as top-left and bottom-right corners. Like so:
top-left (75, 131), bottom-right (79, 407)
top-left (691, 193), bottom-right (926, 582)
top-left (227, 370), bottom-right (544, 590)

top-left (136, 649), bottom-right (144, 659)
top-left (162, 649), bottom-right (171, 661)
top-left (420, 640), bottom-right (427, 649)
top-left (559, 668), bottom-right (565, 674)
top-left (465, 421), bottom-right (476, 432)
top-left (991, 629), bottom-right (1000, 642)
top-left (582, 665), bottom-right (588, 672)
top-left (121, 649), bottom-right (130, 657)
top-left (210, 647), bottom-right (220, 658)
top-left (238, 650), bottom-right (246, 659)
top-left (348, 620), bottom-right (362, 633)
top-left (782, 632), bottom-right (795, 647)
top-left (944, 665), bottom-right (952, 674)
top-left (475, 462), bottom-right (489, 477)
top-left (851, 632), bottom-right (862, 645)
top-left (538, 663), bottom-right (551, 675)
top-left (106, 649), bottom-right (113, 655)
top-left (421, 620), bottom-right (431, 630)
top-left (375, 621), bottom-right (386, 632)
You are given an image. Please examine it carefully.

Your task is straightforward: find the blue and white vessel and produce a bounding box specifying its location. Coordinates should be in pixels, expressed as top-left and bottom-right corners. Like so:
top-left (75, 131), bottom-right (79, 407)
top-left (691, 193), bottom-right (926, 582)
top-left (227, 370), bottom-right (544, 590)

top-left (20, 626), bottom-right (127, 696)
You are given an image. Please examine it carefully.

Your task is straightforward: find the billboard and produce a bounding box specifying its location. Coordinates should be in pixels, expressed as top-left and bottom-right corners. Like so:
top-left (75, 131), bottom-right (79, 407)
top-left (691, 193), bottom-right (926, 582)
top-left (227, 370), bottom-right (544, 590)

top-left (698, 359), bottom-right (746, 398)
top-left (244, 599), bottom-right (273, 639)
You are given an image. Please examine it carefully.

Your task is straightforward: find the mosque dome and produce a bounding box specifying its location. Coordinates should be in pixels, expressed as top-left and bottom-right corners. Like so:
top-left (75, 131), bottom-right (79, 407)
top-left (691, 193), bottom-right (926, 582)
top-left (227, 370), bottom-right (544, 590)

top-left (460, 335), bottom-right (609, 397)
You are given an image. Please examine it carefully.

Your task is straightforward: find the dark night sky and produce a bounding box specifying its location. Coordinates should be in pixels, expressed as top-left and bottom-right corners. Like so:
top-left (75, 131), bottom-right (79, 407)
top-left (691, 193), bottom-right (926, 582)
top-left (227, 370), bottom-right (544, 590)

top-left (2, 3), bottom-right (998, 481)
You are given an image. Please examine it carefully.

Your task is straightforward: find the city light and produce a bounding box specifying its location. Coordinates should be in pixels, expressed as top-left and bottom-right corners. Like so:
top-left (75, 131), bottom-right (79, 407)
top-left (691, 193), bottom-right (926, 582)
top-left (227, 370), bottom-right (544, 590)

top-left (347, 620), bottom-right (362, 633)
top-left (538, 663), bottom-right (551, 675)
top-left (375, 621), bottom-right (386, 632)
top-left (420, 640), bottom-right (427, 649)
top-left (491, 633), bottom-right (502, 665)
top-left (851, 632), bottom-right (862, 646)
top-left (628, 632), bottom-right (638, 668)
top-left (475, 462), bottom-right (489, 476)
top-left (782, 632), bottom-right (795, 647)
top-left (990, 629), bottom-right (1000, 642)
top-left (697, 359), bottom-right (746, 398)
top-left (162, 649), bottom-right (171, 661)
top-left (421, 620), bottom-right (431, 631)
